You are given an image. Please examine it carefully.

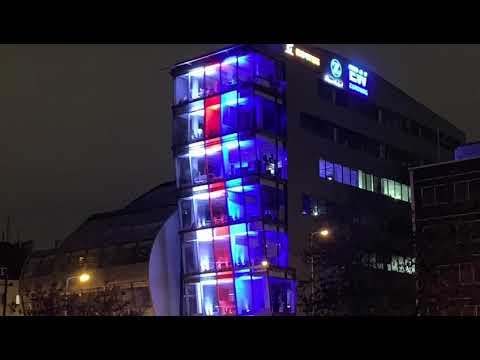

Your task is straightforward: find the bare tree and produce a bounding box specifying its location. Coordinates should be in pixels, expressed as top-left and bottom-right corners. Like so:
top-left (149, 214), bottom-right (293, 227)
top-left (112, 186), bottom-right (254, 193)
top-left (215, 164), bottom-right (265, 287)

top-left (23, 283), bottom-right (150, 316)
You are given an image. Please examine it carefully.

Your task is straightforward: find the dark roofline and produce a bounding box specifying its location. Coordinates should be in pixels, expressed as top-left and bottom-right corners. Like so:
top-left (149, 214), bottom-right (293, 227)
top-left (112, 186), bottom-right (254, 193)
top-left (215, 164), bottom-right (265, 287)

top-left (125, 180), bottom-right (176, 207)
top-left (409, 154), bottom-right (480, 172)
top-left (173, 44), bottom-right (239, 69)
top-left (87, 204), bottom-right (177, 222)
top-left (28, 248), bottom-right (56, 258)
top-left (458, 140), bottom-right (480, 147)
top-left (57, 181), bottom-right (177, 249)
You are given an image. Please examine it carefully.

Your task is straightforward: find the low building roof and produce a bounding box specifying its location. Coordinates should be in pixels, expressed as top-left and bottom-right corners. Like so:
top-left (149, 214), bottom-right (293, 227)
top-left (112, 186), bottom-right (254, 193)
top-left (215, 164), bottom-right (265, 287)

top-left (59, 181), bottom-right (177, 252)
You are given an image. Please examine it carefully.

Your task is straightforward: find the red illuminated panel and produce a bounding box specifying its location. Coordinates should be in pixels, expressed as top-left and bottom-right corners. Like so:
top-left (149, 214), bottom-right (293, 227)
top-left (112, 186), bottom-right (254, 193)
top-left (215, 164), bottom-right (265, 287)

top-left (213, 226), bottom-right (232, 271)
top-left (205, 96), bottom-right (221, 138)
top-left (216, 271), bottom-right (236, 315)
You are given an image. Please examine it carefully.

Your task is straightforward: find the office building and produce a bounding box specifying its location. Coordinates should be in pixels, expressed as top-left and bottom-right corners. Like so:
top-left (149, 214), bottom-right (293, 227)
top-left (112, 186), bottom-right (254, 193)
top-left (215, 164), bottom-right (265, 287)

top-left (411, 143), bottom-right (480, 316)
top-left (170, 44), bottom-right (465, 315)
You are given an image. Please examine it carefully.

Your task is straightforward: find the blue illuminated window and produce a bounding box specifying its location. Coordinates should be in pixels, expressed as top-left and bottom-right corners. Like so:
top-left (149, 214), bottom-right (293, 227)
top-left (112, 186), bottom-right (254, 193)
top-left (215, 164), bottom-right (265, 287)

top-left (221, 56), bottom-right (238, 91)
top-left (238, 53), bottom-right (254, 83)
top-left (204, 63), bottom-right (220, 97)
top-left (255, 92), bottom-right (277, 133)
top-left (222, 134), bottom-right (241, 179)
top-left (221, 91), bottom-right (238, 135)
top-left (230, 223), bottom-right (249, 268)
top-left (235, 270), bottom-right (254, 315)
top-left (174, 49), bottom-right (291, 316)
top-left (270, 277), bottom-right (296, 314)
top-left (251, 273), bottom-right (270, 314)
top-left (237, 88), bottom-right (254, 130)
top-left (247, 222), bottom-right (264, 266)
top-left (226, 179), bottom-right (244, 222)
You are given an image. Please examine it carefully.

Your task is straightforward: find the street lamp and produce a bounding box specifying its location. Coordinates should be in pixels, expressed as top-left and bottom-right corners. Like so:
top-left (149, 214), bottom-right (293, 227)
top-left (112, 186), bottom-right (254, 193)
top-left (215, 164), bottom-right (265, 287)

top-left (64, 272), bottom-right (91, 316)
top-left (309, 228), bottom-right (330, 315)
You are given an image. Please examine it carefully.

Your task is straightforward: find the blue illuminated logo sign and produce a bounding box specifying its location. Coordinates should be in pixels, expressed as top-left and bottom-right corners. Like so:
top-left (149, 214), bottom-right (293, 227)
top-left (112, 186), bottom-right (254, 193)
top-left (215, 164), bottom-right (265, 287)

top-left (330, 59), bottom-right (342, 78)
top-left (348, 64), bottom-right (369, 96)
top-left (324, 58), bottom-right (344, 89)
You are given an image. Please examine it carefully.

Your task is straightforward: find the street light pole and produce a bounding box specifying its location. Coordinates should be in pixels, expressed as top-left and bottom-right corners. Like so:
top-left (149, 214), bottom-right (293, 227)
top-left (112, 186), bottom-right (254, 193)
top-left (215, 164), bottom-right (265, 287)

top-left (64, 276), bottom-right (76, 316)
top-left (309, 228), bottom-right (330, 316)
top-left (310, 232), bottom-right (314, 316)
top-left (64, 273), bottom-right (91, 316)
top-left (2, 269), bottom-right (8, 317)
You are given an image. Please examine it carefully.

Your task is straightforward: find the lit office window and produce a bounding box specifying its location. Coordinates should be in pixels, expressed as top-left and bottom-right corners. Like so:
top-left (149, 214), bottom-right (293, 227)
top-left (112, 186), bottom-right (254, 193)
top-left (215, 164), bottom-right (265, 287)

top-left (342, 166), bottom-right (351, 186)
top-left (255, 92), bottom-right (277, 133)
top-left (394, 181), bottom-right (402, 200)
top-left (221, 56), bottom-right (238, 91)
top-left (334, 163), bottom-right (343, 183)
top-left (318, 158), bottom-right (410, 202)
top-left (350, 168), bottom-right (359, 187)
top-left (388, 179), bottom-right (395, 199)
top-left (365, 173), bottom-right (373, 192)
top-left (174, 67), bottom-right (205, 105)
top-left (270, 277), bottom-right (296, 314)
top-left (221, 91), bottom-right (238, 135)
top-left (401, 184), bottom-right (409, 202)
top-left (358, 170), bottom-right (366, 190)
top-left (238, 53), bottom-right (255, 83)
top-left (235, 269), bottom-right (254, 315)
top-left (183, 229), bottom-right (215, 274)
top-left (204, 63), bottom-right (220, 97)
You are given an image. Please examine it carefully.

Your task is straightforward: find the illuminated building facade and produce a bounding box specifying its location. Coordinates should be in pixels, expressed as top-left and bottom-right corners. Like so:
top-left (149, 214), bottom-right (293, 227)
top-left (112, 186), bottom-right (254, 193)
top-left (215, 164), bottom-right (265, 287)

top-left (171, 44), bottom-right (465, 316)
top-left (172, 47), bottom-right (295, 316)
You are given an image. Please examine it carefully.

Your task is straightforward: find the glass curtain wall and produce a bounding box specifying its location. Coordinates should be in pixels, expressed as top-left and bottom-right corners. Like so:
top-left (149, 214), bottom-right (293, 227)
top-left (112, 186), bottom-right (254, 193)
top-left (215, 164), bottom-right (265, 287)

top-left (173, 48), bottom-right (294, 316)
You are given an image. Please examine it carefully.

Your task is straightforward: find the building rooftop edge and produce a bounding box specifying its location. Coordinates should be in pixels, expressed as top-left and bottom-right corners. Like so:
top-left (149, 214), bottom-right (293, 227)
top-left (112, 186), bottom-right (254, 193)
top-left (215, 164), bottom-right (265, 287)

top-left (409, 154), bottom-right (480, 172)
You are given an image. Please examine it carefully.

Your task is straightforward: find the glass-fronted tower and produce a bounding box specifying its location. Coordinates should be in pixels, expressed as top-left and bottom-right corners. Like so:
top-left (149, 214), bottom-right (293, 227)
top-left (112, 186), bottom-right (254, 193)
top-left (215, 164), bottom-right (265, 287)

top-left (171, 46), bottom-right (296, 316)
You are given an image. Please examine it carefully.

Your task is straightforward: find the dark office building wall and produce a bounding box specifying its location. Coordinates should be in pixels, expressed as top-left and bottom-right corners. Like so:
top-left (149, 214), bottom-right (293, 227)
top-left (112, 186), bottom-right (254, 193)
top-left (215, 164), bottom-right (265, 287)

top-left (412, 157), bottom-right (480, 316)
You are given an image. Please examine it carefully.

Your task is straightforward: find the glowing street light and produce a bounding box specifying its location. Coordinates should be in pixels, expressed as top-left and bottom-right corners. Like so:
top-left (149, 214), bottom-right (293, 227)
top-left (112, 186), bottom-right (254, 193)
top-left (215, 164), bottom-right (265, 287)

top-left (261, 260), bottom-right (269, 268)
top-left (79, 273), bottom-right (90, 283)
top-left (319, 229), bottom-right (330, 237)
top-left (64, 272), bottom-right (91, 316)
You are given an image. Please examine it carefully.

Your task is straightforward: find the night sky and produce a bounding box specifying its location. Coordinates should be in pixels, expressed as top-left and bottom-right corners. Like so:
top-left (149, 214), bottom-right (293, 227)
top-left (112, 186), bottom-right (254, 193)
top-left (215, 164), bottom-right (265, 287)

top-left (1, 44), bottom-right (478, 250)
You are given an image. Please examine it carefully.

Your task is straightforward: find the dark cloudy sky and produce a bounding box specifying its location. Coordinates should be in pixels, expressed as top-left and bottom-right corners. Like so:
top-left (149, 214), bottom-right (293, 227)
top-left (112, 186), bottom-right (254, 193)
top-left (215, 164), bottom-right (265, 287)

top-left (1, 44), bottom-right (478, 249)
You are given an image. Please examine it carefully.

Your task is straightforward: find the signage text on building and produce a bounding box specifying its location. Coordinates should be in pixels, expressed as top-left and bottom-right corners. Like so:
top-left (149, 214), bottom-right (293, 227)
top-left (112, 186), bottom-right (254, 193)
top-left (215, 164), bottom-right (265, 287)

top-left (284, 44), bottom-right (320, 67)
top-left (348, 64), bottom-right (369, 96)
top-left (324, 58), bottom-right (344, 88)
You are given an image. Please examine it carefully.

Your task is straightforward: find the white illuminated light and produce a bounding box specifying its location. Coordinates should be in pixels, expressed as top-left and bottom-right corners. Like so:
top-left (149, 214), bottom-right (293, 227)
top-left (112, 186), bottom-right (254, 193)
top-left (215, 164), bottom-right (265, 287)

top-left (188, 146), bottom-right (206, 158)
top-left (205, 144), bottom-right (222, 155)
top-left (193, 185), bottom-right (208, 192)
top-left (222, 56), bottom-right (237, 66)
top-left (189, 67), bottom-right (204, 78)
top-left (200, 257), bottom-right (211, 272)
top-left (285, 44), bottom-right (294, 55)
top-left (205, 302), bottom-right (214, 316)
top-left (295, 48), bottom-right (320, 66)
top-left (201, 278), bottom-right (233, 286)
top-left (323, 74), bottom-right (344, 89)
top-left (192, 189), bottom-right (225, 201)
top-left (189, 109), bottom-right (204, 117)
top-left (284, 44), bottom-right (320, 66)
top-left (205, 63), bottom-right (220, 76)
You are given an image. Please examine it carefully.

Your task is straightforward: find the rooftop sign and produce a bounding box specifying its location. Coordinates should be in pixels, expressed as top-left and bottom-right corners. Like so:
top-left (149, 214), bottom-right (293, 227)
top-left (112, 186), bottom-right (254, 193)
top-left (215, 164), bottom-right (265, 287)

top-left (284, 44), bottom-right (320, 67)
